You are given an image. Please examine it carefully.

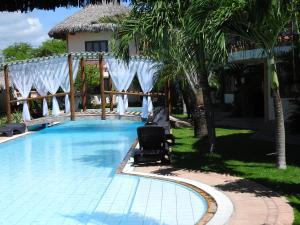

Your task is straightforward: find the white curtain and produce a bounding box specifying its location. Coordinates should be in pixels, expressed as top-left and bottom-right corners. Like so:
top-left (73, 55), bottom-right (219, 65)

top-left (105, 57), bottom-right (136, 115)
top-left (40, 57), bottom-right (67, 116)
top-left (60, 59), bottom-right (80, 113)
top-left (32, 62), bottom-right (49, 116)
top-left (9, 63), bottom-right (33, 121)
top-left (135, 60), bottom-right (158, 119)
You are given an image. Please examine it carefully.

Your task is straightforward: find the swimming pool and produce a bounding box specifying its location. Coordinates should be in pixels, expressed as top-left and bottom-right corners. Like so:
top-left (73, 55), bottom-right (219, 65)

top-left (0, 120), bottom-right (207, 225)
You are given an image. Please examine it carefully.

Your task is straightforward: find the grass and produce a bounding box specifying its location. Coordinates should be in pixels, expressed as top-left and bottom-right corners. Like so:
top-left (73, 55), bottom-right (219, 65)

top-left (172, 113), bottom-right (189, 119)
top-left (172, 127), bottom-right (300, 224)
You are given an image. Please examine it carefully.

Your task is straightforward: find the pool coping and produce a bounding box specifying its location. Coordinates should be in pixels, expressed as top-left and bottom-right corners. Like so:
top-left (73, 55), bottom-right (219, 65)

top-left (0, 131), bottom-right (33, 144)
top-left (119, 142), bottom-right (234, 225)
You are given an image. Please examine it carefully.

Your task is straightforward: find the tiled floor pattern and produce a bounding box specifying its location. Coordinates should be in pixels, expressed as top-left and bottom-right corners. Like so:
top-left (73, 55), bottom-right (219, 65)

top-left (0, 120), bottom-right (207, 225)
top-left (134, 166), bottom-right (294, 225)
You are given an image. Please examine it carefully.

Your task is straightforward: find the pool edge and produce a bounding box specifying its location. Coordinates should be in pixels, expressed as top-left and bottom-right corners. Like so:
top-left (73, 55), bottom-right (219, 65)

top-left (119, 143), bottom-right (234, 225)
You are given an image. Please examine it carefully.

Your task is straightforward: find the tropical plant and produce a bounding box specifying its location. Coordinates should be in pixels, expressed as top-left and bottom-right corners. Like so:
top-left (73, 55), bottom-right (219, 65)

top-left (75, 64), bottom-right (100, 93)
top-left (108, 0), bottom-right (228, 152)
top-left (188, 0), bottom-right (300, 169)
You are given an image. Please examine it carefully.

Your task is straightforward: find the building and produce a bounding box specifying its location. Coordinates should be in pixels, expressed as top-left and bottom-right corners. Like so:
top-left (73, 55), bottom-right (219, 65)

top-left (49, 3), bottom-right (137, 55)
top-left (49, 4), bottom-right (141, 107)
top-left (224, 35), bottom-right (299, 121)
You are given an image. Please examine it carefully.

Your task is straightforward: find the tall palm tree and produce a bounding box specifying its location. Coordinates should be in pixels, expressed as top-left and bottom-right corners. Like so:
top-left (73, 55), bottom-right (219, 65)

top-left (108, 0), bottom-right (227, 151)
top-left (188, 0), bottom-right (300, 168)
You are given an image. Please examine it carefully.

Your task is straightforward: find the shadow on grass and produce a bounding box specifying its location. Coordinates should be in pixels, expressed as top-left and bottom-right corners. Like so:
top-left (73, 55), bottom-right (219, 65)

top-left (172, 132), bottom-right (300, 171)
top-left (170, 129), bottom-right (300, 223)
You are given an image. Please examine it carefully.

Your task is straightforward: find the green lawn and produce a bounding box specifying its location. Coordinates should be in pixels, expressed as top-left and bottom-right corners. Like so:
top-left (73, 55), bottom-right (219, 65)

top-left (172, 113), bottom-right (189, 119)
top-left (172, 127), bottom-right (300, 224)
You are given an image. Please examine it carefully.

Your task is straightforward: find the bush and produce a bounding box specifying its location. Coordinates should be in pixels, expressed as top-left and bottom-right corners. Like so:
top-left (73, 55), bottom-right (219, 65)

top-left (75, 64), bottom-right (100, 94)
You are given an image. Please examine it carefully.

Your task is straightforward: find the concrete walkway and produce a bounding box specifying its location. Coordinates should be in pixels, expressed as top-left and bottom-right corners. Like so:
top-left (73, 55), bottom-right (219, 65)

top-left (134, 165), bottom-right (294, 225)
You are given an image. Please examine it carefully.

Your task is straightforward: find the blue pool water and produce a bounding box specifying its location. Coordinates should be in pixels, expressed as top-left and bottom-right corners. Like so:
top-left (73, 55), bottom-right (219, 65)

top-left (0, 120), bottom-right (207, 225)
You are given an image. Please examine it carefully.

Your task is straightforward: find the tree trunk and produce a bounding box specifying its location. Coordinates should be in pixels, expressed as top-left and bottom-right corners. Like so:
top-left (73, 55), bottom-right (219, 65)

top-left (181, 78), bottom-right (208, 139)
top-left (200, 72), bottom-right (216, 152)
top-left (194, 88), bottom-right (208, 139)
top-left (267, 55), bottom-right (286, 169)
top-left (195, 38), bottom-right (216, 152)
top-left (273, 89), bottom-right (286, 169)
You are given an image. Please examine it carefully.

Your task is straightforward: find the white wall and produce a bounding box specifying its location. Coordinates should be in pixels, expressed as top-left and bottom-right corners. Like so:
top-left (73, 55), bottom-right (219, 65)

top-left (67, 32), bottom-right (138, 56)
top-left (68, 31), bottom-right (140, 105)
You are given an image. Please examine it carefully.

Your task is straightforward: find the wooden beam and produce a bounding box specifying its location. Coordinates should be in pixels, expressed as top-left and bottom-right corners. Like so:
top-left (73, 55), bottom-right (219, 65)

top-left (68, 54), bottom-right (76, 121)
top-left (4, 65), bottom-right (12, 123)
top-left (109, 75), bottom-right (114, 112)
top-left (80, 58), bottom-right (87, 112)
top-left (104, 90), bottom-right (165, 97)
top-left (99, 53), bottom-right (106, 120)
top-left (167, 79), bottom-right (172, 116)
top-left (165, 79), bottom-right (171, 121)
top-left (9, 92), bottom-right (70, 103)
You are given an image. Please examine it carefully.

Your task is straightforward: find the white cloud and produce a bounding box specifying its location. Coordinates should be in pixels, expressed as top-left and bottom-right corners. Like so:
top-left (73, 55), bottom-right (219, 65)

top-left (0, 12), bottom-right (49, 50)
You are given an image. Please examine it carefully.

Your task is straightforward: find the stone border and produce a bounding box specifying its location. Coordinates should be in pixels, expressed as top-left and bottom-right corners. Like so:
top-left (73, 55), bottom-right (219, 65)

top-left (120, 143), bottom-right (234, 225)
top-left (123, 161), bottom-right (234, 225)
top-left (0, 132), bottom-right (32, 144)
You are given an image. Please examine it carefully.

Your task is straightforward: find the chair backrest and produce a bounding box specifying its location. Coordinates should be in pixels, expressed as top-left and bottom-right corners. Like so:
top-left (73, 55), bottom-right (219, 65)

top-left (153, 107), bottom-right (168, 123)
top-left (137, 126), bottom-right (165, 150)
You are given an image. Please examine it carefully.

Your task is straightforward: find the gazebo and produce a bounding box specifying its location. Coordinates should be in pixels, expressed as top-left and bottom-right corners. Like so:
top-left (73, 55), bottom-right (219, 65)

top-left (1, 52), bottom-right (170, 123)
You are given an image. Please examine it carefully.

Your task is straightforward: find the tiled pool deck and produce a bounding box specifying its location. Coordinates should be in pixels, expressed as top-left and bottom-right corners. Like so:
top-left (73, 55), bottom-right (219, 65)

top-left (133, 165), bottom-right (294, 225)
top-left (0, 120), bottom-right (207, 225)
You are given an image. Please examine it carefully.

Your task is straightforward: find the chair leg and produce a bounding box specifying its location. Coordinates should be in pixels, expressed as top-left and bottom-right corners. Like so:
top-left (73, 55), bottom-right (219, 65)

top-left (6, 130), bottom-right (13, 137)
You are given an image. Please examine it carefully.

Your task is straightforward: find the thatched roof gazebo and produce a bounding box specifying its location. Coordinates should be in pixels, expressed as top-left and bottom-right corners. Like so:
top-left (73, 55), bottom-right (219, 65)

top-left (0, 0), bottom-right (122, 12)
top-left (49, 4), bottom-right (129, 39)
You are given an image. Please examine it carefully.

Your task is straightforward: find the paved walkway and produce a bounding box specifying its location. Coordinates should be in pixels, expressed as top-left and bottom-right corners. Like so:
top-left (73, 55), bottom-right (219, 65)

top-left (133, 165), bottom-right (294, 225)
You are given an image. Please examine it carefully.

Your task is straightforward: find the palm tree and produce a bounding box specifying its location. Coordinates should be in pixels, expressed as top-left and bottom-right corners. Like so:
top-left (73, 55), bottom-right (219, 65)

top-left (108, 0), bottom-right (228, 151)
top-left (188, 0), bottom-right (300, 168)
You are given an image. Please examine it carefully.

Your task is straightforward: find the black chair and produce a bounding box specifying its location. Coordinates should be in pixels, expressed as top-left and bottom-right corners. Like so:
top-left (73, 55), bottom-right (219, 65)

top-left (134, 125), bottom-right (170, 164)
top-left (0, 123), bottom-right (26, 137)
top-left (150, 107), bottom-right (175, 144)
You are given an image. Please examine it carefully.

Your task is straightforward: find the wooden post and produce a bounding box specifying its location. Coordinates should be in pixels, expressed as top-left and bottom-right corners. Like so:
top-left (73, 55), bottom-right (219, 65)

top-left (4, 65), bottom-right (12, 123)
top-left (109, 75), bottom-right (114, 112)
top-left (80, 58), bottom-right (87, 112)
top-left (99, 53), bottom-right (106, 120)
top-left (166, 79), bottom-right (171, 121)
top-left (68, 54), bottom-right (76, 121)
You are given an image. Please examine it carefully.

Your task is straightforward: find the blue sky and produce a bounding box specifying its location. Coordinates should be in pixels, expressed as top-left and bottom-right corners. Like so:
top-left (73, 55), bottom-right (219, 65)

top-left (31, 7), bottom-right (81, 37)
top-left (0, 2), bottom-right (131, 51)
top-left (0, 7), bottom-right (81, 50)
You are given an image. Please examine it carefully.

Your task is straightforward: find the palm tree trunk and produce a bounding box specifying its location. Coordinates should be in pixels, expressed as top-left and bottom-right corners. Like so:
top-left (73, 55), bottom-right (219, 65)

top-left (194, 88), bottom-right (208, 139)
top-left (273, 89), bottom-right (286, 169)
top-left (182, 73), bottom-right (209, 139)
top-left (196, 38), bottom-right (216, 152)
top-left (200, 72), bottom-right (216, 152)
top-left (267, 55), bottom-right (286, 169)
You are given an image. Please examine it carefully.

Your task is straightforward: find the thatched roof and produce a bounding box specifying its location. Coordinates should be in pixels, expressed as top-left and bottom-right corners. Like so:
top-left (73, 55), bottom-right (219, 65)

top-left (0, 0), bottom-right (122, 12)
top-left (49, 4), bottom-right (129, 39)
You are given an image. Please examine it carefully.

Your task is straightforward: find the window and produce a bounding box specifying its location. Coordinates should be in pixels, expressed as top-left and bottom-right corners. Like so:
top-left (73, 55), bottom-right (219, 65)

top-left (85, 41), bottom-right (108, 52)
